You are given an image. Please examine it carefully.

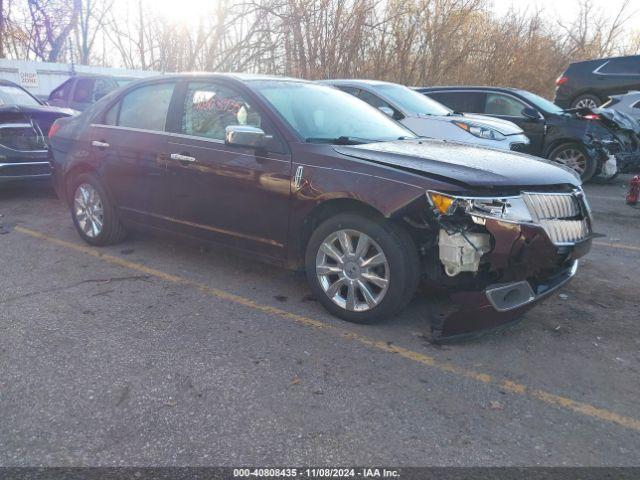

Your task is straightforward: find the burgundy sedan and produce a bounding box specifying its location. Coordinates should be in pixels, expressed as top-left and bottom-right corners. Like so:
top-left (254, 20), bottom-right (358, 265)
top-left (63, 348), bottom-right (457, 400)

top-left (49, 74), bottom-right (593, 341)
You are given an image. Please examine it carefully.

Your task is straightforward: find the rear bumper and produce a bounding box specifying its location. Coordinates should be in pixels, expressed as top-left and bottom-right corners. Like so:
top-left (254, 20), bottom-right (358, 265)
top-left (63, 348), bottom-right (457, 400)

top-left (0, 150), bottom-right (52, 183)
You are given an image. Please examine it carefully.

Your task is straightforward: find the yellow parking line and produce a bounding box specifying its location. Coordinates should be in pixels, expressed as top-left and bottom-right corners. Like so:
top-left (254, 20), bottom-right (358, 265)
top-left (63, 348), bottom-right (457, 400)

top-left (593, 241), bottom-right (640, 252)
top-left (14, 225), bottom-right (640, 433)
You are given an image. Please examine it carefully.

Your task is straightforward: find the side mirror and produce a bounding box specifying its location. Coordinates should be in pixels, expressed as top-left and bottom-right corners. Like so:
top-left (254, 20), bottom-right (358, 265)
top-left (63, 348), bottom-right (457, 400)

top-left (521, 107), bottom-right (541, 121)
top-left (378, 106), bottom-right (394, 117)
top-left (225, 125), bottom-right (270, 149)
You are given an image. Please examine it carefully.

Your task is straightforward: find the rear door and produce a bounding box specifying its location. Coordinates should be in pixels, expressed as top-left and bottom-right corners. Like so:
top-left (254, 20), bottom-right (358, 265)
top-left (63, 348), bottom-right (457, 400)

top-left (91, 80), bottom-right (178, 229)
top-left (165, 80), bottom-right (291, 259)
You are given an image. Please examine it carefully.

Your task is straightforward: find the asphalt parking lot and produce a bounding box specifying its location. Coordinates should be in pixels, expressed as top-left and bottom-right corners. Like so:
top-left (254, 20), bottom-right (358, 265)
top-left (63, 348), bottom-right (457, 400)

top-left (1, 175), bottom-right (639, 467)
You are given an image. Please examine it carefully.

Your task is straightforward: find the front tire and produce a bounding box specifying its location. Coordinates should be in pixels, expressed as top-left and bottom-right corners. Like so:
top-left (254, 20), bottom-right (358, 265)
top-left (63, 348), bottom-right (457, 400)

top-left (548, 143), bottom-right (597, 182)
top-left (305, 213), bottom-right (419, 324)
top-left (68, 173), bottom-right (127, 246)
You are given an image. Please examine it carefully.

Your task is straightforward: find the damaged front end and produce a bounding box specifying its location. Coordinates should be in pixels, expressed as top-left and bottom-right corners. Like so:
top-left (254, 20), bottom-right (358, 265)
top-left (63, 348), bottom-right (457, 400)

top-left (419, 188), bottom-right (592, 341)
top-left (579, 107), bottom-right (640, 177)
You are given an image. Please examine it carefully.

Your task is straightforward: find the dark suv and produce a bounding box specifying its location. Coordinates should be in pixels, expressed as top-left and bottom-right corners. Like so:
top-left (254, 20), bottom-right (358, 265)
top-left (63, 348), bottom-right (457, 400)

top-left (48, 75), bottom-right (134, 111)
top-left (555, 55), bottom-right (640, 109)
top-left (49, 74), bottom-right (592, 341)
top-left (418, 86), bottom-right (617, 181)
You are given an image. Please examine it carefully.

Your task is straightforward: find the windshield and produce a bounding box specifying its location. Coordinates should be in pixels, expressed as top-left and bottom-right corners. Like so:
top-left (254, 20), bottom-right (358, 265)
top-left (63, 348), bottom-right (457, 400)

top-left (373, 84), bottom-right (451, 116)
top-left (251, 80), bottom-right (415, 143)
top-left (518, 91), bottom-right (565, 115)
top-left (0, 85), bottom-right (41, 107)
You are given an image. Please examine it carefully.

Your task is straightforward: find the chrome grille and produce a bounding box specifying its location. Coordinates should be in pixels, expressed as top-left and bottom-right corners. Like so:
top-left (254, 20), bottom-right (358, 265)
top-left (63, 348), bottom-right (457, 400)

top-left (523, 192), bottom-right (590, 245)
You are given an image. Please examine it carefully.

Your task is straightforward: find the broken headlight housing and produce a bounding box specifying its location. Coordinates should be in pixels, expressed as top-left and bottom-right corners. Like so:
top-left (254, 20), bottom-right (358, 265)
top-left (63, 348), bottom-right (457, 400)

top-left (427, 191), bottom-right (533, 223)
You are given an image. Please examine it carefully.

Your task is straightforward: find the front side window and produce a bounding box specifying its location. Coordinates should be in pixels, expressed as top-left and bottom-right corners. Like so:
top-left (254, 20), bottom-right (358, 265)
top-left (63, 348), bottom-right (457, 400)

top-left (73, 79), bottom-right (96, 103)
top-left (117, 82), bottom-right (176, 131)
top-left (94, 79), bottom-right (117, 101)
top-left (357, 90), bottom-right (394, 110)
top-left (50, 80), bottom-right (71, 101)
top-left (181, 82), bottom-right (262, 141)
top-left (251, 80), bottom-right (414, 143)
top-left (485, 93), bottom-right (526, 116)
top-left (373, 84), bottom-right (451, 116)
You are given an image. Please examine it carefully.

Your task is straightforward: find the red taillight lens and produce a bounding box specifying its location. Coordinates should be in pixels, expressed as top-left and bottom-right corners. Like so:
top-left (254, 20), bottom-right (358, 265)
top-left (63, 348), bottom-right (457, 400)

top-left (555, 76), bottom-right (568, 86)
top-left (48, 121), bottom-right (61, 140)
top-left (583, 114), bottom-right (600, 120)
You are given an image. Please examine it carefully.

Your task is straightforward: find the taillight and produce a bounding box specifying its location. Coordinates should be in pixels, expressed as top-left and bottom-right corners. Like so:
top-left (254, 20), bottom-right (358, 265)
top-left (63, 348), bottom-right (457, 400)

top-left (48, 121), bottom-right (61, 140)
top-left (582, 114), bottom-right (600, 120)
top-left (555, 76), bottom-right (568, 86)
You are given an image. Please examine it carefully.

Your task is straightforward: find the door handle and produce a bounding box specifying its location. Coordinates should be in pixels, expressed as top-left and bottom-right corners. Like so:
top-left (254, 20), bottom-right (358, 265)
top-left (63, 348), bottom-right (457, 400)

top-left (170, 153), bottom-right (197, 163)
top-left (91, 140), bottom-right (110, 149)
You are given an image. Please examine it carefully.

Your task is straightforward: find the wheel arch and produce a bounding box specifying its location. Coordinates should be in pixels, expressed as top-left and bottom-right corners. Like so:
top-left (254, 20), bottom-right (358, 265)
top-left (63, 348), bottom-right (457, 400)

top-left (62, 163), bottom-right (99, 204)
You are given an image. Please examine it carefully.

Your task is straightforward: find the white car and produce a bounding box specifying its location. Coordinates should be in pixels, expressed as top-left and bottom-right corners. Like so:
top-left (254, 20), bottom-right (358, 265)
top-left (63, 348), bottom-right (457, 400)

top-left (319, 79), bottom-right (530, 151)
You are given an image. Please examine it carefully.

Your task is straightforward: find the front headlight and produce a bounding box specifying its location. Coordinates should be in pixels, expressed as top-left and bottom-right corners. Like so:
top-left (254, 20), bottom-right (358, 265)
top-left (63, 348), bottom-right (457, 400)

top-left (427, 191), bottom-right (533, 223)
top-left (452, 121), bottom-right (506, 141)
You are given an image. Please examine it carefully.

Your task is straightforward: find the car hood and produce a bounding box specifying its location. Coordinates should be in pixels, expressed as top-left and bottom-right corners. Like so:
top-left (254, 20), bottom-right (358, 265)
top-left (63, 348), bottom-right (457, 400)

top-left (334, 138), bottom-right (580, 188)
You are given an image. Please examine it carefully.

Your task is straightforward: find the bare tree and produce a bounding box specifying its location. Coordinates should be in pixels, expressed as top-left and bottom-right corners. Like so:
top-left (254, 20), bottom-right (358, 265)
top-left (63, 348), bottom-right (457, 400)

top-left (27, 0), bottom-right (82, 62)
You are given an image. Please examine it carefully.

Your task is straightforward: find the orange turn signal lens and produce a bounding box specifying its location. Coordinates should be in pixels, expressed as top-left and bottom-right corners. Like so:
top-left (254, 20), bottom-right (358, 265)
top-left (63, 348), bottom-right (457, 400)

top-left (428, 192), bottom-right (455, 215)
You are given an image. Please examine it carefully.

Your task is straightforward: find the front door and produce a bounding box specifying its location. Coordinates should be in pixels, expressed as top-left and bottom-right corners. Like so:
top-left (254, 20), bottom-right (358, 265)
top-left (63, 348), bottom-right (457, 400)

top-left (483, 92), bottom-right (545, 155)
top-left (165, 80), bottom-right (291, 260)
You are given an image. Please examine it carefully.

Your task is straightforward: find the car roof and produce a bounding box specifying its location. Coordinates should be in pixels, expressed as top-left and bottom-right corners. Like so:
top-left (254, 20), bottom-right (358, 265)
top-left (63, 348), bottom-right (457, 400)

top-left (416, 85), bottom-right (527, 95)
top-left (419, 85), bottom-right (526, 94)
top-left (318, 79), bottom-right (398, 87)
top-left (68, 73), bottom-right (138, 80)
top-left (569, 54), bottom-right (640, 66)
top-left (124, 72), bottom-right (311, 86)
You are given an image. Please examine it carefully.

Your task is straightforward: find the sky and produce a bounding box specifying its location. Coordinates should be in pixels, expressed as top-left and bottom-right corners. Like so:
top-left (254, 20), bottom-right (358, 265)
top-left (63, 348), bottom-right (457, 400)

top-left (490, 0), bottom-right (638, 22)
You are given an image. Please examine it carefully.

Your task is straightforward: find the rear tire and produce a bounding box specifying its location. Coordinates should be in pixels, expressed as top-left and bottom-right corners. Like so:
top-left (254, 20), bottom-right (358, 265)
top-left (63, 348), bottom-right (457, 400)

top-left (548, 143), bottom-right (597, 182)
top-left (305, 213), bottom-right (420, 324)
top-left (68, 173), bottom-right (127, 246)
top-left (571, 94), bottom-right (601, 109)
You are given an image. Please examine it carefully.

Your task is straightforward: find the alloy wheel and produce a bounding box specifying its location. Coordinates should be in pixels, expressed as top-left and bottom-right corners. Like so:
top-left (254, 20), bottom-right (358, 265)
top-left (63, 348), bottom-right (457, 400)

top-left (553, 148), bottom-right (587, 175)
top-left (316, 229), bottom-right (390, 312)
top-left (575, 98), bottom-right (598, 109)
top-left (74, 183), bottom-right (104, 238)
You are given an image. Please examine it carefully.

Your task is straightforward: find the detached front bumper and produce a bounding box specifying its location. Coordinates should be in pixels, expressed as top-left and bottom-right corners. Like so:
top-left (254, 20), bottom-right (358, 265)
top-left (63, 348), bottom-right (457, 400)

top-left (432, 217), bottom-right (592, 342)
top-left (0, 149), bottom-right (52, 183)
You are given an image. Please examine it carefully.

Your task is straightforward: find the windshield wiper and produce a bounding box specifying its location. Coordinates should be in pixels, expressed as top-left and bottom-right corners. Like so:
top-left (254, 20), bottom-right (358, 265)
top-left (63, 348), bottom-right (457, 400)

top-left (305, 136), bottom-right (379, 145)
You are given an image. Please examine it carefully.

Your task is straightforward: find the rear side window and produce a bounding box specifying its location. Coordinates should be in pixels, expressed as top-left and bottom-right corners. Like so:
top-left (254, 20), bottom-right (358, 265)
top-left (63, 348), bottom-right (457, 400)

top-left (117, 83), bottom-right (176, 131)
top-left (73, 78), bottom-right (95, 103)
top-left (427, 91), bottom-right (485, 113)
top-left (484, 93), bottom-right (526, 116)
top-left (598, 57), bottom-right (640, 75)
